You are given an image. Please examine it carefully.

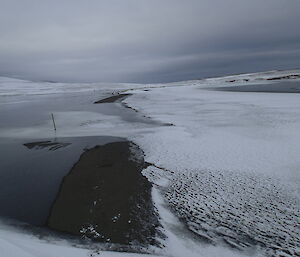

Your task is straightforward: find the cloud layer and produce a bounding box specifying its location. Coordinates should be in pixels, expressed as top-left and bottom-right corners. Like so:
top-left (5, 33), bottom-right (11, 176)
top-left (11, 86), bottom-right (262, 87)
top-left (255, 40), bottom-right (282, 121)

top-left (0, 0), bottom-right (299, 82)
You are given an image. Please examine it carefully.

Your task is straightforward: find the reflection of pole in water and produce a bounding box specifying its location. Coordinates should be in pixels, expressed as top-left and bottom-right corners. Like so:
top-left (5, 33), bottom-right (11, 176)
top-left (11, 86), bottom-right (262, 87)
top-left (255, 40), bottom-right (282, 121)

top-left (51, 113), bottom-right (57, 131)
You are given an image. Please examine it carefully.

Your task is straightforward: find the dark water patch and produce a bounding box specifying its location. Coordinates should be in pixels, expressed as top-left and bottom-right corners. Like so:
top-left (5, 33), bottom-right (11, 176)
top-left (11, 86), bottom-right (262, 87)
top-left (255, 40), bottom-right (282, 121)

top-left (0, 91), bottom-right (110, 130)
top-left (24, 140), bottom-right (71, 151)
top-left (94, 94), bottom-right (132, 104)
top-left (47, 141), bottom-right (163, 247)
top-left (0, 136), bottom-right (122, 226)
top-left (210, 81), bottom-right (300, 93)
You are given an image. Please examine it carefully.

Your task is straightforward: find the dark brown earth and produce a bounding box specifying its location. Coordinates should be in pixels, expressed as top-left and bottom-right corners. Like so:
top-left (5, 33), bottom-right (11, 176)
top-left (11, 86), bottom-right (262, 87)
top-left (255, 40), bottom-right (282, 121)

top-left (94, 94), bottom-right (132, 104)
top-left (266, 74), bottom-right (300, 80)
top-left (47, 141), bottom-right (162, 247)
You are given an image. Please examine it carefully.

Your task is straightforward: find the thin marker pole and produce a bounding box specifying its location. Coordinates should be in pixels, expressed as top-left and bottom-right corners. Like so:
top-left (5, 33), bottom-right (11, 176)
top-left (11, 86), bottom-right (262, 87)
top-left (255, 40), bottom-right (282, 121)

top-left (51, 113), bottom-right (57, 131)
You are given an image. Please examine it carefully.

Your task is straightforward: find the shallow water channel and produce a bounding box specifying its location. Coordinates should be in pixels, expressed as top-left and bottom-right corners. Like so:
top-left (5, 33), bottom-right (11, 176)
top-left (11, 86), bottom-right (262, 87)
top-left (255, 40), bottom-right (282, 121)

top-left (0, 89), bottom-right (160, 246)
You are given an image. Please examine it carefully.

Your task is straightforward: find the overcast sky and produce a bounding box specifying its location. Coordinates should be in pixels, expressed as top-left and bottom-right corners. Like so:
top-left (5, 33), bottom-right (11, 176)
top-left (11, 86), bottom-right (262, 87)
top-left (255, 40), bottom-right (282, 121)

top-left (0, 0), bottom-right (300, 83)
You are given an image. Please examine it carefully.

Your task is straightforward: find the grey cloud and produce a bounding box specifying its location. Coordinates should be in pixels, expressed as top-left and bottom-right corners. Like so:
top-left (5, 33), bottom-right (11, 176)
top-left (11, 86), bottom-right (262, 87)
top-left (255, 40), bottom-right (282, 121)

top-left (0, 0), bottom-right (299, 83)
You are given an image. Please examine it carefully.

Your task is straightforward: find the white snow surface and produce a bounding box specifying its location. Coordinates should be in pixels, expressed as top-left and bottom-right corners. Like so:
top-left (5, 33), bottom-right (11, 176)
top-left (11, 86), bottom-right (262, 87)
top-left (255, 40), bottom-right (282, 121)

top-left (1, 70), bottom-right (300, 257)
top-left (125, 74), bottom-right (300, 256)
top-left (0, 222), bottom-right (159, 257)
top-left (1, 69), bottom-right (299, 97)
top-left (0, 76), bottom-right (147, 97)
